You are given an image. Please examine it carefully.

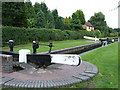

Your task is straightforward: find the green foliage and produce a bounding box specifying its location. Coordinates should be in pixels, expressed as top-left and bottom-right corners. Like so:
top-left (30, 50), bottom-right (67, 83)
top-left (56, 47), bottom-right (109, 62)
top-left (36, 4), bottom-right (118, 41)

top-left (46, 11), bottom-right (55, 28)
top-left (52, 9), bottom-right (64, 30)
top-left (89, 12), bottom-right (107, 30)
top-left (88, 12), bottom-right (114, 37)
top-left (36, 10), bottom-right (46, 28)
top-left (55, 16), bottom-right (64, 30)
top-left (2, 2), bottom-right (28, 27)
top-left (52, 9), bottom-right (58, 28)
top-left (25, 1), bottom-right (36, 19)
top-left (40, 2), bottom-right (48, 17)
top-left (2, 26), bottom-right (28, 45)
top-left (114, 28), bottom-right (120, 32)
top-left (63, 17), bottom-right (71, 30)
top-left (33, 2), bottom-right (55, 29)
top-left (110, 33), bottom-right (117, 37)
top-left (70, 13), bottom-right (82, 30)
top-left (33, 2), bottom-right (41, 14)
top-left (75, 9), bottom-right (86, 25)
top-left (118, 32), bottom-right (120, 36)
top-left (27, 18), bottom-right (36, 28)
top-left (2, 26), bottom-right (100, 45)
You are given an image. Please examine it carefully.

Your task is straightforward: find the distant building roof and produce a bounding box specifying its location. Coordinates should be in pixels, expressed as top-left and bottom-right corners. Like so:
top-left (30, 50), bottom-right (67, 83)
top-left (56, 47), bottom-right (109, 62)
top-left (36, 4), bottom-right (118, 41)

top-left (85, 22), bottom-right (93, 27)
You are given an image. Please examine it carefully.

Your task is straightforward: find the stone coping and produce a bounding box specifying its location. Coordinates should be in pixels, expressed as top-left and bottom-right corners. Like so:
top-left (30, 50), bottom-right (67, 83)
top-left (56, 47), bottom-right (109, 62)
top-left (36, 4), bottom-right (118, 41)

top-left (40, 43), bottom-right (101, 54)
top-left (1, 61), bottom-right (98, 88)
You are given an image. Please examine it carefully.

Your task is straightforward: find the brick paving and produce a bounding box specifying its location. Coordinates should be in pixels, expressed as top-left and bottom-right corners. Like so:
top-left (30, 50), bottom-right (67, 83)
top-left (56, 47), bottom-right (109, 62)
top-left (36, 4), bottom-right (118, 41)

top-left (1, 61), bottom-right (98, 88)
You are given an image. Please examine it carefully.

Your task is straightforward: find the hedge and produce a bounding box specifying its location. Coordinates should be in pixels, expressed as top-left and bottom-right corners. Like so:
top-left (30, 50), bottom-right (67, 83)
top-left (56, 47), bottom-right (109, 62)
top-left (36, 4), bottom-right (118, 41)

top-left (2, 26), bottom-right (100, 45)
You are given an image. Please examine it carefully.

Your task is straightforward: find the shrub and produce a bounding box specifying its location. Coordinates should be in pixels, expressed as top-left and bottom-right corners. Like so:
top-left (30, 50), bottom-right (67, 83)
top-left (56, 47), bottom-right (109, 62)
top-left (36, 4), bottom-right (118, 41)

top-left (2, 26), bottom-right (101, 45)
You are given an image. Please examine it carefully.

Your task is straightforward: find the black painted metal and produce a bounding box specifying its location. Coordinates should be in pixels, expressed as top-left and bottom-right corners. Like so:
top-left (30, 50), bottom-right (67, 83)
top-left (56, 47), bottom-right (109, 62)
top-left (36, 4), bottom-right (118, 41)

top-left (99, 38), bottom-right (114, 45)
top-left (9, 40), bottom-right (14, 52)
top-left (77, 57), bottom-right (81, 66)
top-left (48, 42), bottom-right (53, 54)
top-left (1, 43), bottom-right (102, 67)
top-left (32, 41), bottom-right (54, 54)
top-left (27, 54), bottom-right (51, 67)
top-left (0, 50), bottom-right (19, 58)
top-left (33, 41), bottom-right (39, 54)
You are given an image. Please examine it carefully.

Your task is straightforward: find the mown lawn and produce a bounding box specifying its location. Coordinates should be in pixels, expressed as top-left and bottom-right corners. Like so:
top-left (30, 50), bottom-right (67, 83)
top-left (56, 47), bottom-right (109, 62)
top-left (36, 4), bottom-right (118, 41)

top-left (1, 39), bottom-right (93, 53)
top-left (66, 42), bottom-right (118, 88)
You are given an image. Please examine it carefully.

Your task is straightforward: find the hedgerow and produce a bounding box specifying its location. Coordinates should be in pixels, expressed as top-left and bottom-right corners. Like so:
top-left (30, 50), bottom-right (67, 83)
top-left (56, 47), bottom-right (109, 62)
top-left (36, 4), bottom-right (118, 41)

top-left (2, 26), bottom-right (100, 45)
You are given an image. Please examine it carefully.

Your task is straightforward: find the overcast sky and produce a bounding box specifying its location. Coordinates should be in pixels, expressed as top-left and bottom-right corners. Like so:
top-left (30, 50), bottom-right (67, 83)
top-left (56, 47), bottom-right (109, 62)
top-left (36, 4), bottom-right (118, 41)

top-left (31, 0), bottom-right (119, 28)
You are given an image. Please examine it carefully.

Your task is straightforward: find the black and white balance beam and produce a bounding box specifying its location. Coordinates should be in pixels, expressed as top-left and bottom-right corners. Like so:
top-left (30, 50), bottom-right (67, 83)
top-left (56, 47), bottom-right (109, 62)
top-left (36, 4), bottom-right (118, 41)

top-left (19, 49), bottom-right (82, 66)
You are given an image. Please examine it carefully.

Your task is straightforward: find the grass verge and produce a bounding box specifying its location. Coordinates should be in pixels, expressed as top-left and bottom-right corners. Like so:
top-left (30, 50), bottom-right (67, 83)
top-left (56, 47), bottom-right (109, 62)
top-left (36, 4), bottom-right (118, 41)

top-left (67, 43), bottom-right (118, 88)
top-left (1, 39), bottom-right (93, 53)
top-left (1, 43), bottom-right (118, 89)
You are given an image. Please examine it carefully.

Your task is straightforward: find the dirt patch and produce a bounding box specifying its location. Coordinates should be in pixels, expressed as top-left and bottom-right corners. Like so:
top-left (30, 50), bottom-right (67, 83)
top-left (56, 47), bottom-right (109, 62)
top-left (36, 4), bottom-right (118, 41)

top-left (84, 79), bottom-right (95, 88)
top-left (98, 73), bottom-right (103, 76)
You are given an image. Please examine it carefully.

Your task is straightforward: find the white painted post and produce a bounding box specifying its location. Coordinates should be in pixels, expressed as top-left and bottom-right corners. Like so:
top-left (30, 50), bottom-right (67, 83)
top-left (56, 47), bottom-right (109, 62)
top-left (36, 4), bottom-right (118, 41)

top-left (19, 49), bottom-right (30, 63)
top-left (95, 37), bottom-right (97, 42)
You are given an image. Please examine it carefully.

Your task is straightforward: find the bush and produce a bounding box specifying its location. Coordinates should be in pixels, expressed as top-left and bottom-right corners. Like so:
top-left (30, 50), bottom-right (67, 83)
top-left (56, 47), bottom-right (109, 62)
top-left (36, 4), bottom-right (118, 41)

top-left (2, 26), bottom-right (101, 45)
top-left (110, 33), bottom-right (117, 37)
top-left (2, 26), bottom-right (28, 45)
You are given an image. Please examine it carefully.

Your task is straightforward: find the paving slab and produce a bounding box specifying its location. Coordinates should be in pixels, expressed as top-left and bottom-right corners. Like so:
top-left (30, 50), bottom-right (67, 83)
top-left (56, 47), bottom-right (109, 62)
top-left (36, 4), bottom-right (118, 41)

top-left (1, 77), bottom-right (14, 86)
top-left (79, 73), bottom-right (95, 77)
top-left (1, 61), bottom-right (98, 88)
top-left (72, 75), bottom-right (90, 81)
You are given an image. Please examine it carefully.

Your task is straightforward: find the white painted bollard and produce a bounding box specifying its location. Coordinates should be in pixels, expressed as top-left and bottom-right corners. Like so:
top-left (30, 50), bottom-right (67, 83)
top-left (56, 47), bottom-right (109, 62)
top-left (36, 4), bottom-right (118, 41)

top-left (19, 49), bottom-right (30, 63)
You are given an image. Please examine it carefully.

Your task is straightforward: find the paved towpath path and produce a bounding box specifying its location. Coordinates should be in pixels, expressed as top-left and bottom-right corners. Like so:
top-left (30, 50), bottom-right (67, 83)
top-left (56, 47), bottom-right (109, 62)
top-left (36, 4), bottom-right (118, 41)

top-left (1, 60), bottom-right (98, 88)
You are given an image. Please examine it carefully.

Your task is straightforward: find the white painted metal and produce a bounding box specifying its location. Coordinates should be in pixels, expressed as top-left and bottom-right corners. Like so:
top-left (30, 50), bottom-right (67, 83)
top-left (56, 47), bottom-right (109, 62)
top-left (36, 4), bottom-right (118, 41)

top-left (112, 39), bottom-right (115, 43)
top-left (83, 36), bottom-right (99, 41)
top-left (9, 40), bottom-right (14, 42)
top-left (19, 49), bottom-right (30, 63)
top-left (33, 41), bottom-right (36, 43)
top-left (51, 54), bottom-right (81, 66)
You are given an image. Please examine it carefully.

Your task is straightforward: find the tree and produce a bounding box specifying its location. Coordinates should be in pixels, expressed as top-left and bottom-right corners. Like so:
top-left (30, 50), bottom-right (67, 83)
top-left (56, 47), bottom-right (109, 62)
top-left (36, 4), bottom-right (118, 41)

top-left (75, 10), bottom-right (86, 25)
top-left (52, 9), bottom-right (58, 29)
top-left (63, 16), bottom-right (71, 30)
top-left (56, 16), bottom-right (64, 30)
top-left (45, 11), bottom-right (55, 28)
top-left (114, 28), bottom-right (120, 36)
top-left (70, 13), bottom-right (82, 30)
top-left (52, 9), bottom-right (64, 30)
top-left (36, 10), bottom-right (46, 28)
top-left (25, 1), bottom-right (35, 19)
top-left (89, 12), bottom-right (107, 31)
top-left (34, 2), bottom-right (55, 28)
top-left (2, 2), bottom-right (28, 27)
top-left (40, 2), bottom-right (48, 17)
top-left (25, 1), bottom-right (36, 28)
top-left (88, 12), bottom-right (111, 37)
top-left (34, 2), bottom-right (41, 14)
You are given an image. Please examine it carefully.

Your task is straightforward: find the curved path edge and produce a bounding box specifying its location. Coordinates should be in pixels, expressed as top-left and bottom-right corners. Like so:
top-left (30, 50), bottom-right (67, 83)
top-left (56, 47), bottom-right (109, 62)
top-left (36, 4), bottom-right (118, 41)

top-left (1, 61), bottom-right (98, 88)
